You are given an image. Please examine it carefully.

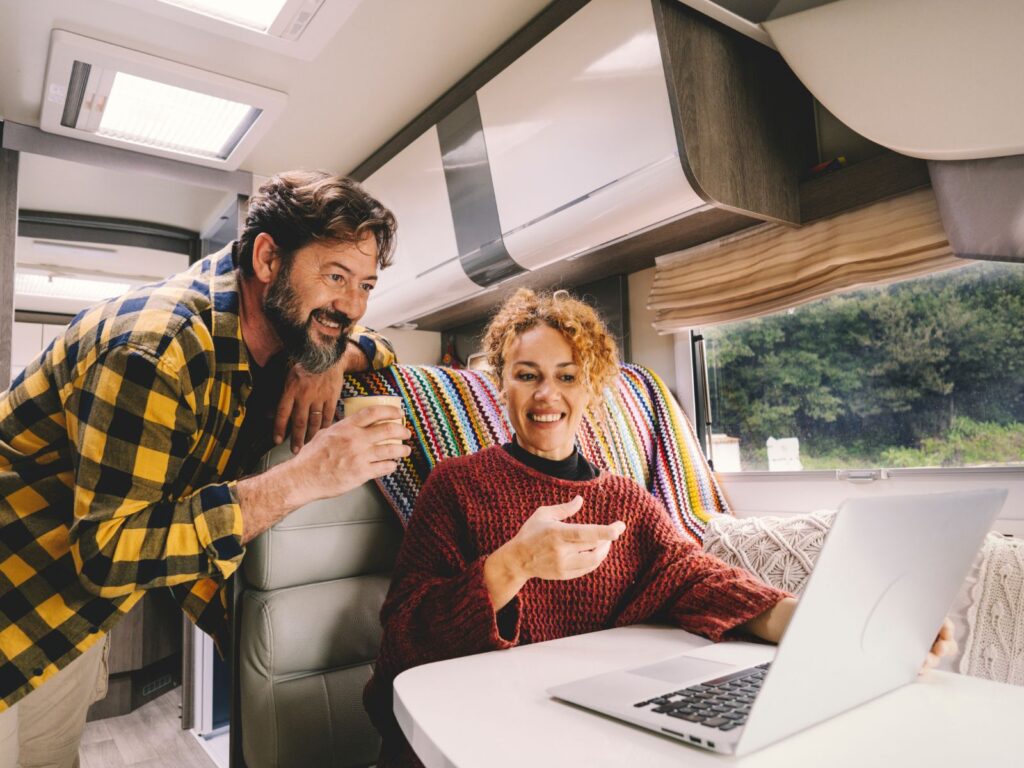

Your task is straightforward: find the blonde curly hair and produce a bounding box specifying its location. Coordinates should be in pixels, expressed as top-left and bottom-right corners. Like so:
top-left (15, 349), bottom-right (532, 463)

top-left (482, 288), bottom-right (619, 402)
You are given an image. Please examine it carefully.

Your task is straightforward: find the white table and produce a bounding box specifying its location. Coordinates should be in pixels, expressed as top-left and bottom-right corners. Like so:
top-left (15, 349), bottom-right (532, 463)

top-left (394, 625), bottom-right (1024, 768)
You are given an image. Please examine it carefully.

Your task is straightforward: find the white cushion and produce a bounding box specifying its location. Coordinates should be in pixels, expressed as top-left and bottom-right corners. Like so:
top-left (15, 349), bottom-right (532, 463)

top-left (960, 532), bottom-right (1024, 685)
top-left (702, 511), bottom-right (835, 596)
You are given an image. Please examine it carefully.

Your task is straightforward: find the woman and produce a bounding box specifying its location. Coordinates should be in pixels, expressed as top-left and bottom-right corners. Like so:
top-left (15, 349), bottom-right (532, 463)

top-left (364, 289), bottom-right (955, 767)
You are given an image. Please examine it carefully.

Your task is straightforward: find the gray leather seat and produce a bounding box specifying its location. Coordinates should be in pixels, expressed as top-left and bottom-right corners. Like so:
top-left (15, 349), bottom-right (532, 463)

top-left (237, 443), bottom-right (403, 768)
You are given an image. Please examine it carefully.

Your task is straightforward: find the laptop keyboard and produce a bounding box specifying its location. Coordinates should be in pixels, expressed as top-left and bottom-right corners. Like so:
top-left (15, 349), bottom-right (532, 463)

top-left (632, 662), bottom-right (770, 732)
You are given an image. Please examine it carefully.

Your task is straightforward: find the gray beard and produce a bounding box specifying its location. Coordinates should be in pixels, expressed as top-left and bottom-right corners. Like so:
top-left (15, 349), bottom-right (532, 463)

top-left (292, 334), bottom-right (342, 374)
top-left (262, 263), bottom-right (351, 374)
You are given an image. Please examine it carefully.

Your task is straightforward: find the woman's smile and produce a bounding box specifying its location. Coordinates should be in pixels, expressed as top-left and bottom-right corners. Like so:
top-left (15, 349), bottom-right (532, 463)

top-left (527, 411), bottom-right (566, 424)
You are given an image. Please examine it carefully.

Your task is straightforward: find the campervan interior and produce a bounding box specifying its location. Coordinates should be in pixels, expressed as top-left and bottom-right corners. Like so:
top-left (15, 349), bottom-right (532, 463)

top-left (1, 1), bottom-right (1021, 767)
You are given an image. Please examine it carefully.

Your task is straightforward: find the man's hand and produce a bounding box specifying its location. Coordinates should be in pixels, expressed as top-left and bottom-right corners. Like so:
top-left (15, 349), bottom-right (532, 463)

top-left (274, 342), bottom-right (369, 453)
top-left (483, 496), bottom-right (625, 610)
top-left (921, 617), bottom-right (958, 673)
top-left (239, 405), bottom-right (411, 543)
top-left (288, 405), bottom-right (410, 500)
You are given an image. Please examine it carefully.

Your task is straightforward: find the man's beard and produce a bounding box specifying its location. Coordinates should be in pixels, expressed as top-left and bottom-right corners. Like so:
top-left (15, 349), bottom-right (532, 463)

top-left (263, 260), bottom-right (353, 373)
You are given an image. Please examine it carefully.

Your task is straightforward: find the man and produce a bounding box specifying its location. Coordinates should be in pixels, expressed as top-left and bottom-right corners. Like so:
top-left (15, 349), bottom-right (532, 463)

top-left (0, 171), bottom-right (412, 767)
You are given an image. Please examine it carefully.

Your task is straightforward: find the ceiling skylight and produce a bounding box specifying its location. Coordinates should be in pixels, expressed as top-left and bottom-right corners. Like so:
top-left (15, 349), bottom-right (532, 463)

top-left (106, 0), bottom-right (358, 59)
top-left (41, 30), bottom-right (286, 170)
top-left (98, 73), bottom-right (260, 160)
top-left (16, 272), bottom-right (131, 303)
top-left (158, 0), bottom-right (291, 32)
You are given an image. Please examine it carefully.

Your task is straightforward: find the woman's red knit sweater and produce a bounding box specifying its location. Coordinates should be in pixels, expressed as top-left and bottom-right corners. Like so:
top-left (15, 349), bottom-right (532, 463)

top-left (364, 446), bottom-right (787, 767)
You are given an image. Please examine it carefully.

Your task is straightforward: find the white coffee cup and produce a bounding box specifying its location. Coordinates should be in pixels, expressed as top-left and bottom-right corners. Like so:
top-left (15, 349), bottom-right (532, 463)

top-left (342, 395), bottom-right (405, 445)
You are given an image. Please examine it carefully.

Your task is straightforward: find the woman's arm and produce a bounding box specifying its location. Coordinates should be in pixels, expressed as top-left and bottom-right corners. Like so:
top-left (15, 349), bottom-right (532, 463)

top-left (612, 492), bottom-right (790, 641)
top-left (738, 596), bottom-right (799, 642)
top-left (375, 464), bottom-right (521, 675)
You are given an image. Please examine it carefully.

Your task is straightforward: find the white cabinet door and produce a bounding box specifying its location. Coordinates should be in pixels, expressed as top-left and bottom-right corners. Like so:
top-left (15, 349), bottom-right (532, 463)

top-left (477, 0), bottom-right (704, 270)
top-left (360, 127), bottom-right (479, 329)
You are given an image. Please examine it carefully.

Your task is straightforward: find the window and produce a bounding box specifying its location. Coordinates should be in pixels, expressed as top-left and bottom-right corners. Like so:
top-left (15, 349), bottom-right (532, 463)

top-left (701, 261), bottom-right (1024, 471)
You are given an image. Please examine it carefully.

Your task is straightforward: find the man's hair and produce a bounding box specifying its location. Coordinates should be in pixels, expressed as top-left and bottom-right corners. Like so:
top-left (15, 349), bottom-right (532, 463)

top-left (482, 288), bottom-right (619, 400)
top-left (237, 170), bottom-right (397, 276)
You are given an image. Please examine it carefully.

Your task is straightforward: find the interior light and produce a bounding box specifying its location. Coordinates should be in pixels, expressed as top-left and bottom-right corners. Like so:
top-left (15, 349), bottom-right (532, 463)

top-left (157, 0), bottom-right (290, 32)
top-left (41, 31), bottom-right (287, 170)
top-left (16, 272), bottom-right (132, 302)
top-left (98, 72), bottom-right (260, 160)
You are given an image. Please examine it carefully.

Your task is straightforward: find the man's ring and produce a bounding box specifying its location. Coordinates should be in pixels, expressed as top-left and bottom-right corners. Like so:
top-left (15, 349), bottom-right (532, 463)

top-left (310, 410), bottom-right (322, 417)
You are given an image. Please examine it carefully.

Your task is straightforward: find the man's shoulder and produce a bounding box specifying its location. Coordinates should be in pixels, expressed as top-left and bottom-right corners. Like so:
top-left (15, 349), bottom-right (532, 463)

top-left (64, 260), bottom-right (229, 375)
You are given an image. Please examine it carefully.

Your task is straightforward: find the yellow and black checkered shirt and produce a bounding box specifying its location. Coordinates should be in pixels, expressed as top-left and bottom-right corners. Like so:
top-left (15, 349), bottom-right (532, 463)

top-left (0, 246), bottom-right (396, 711)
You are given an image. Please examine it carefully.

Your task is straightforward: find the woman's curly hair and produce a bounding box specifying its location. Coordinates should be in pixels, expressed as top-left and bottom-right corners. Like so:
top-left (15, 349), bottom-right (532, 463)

top-left (482, 288), bottom-right (619, 401)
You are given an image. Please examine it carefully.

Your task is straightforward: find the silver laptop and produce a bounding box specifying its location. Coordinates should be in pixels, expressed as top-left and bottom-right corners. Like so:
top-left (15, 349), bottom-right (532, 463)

top-left (549, 488), bottom-right (1006, 755)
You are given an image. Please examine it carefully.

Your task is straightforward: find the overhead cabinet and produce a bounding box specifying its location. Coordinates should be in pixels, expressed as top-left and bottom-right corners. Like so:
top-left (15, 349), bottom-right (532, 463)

top-left (357, 0), bottom-right (813, 330)
top-left (360, 126), bottom-right (477, 329)
top-left (478, 0), bottom-right (707, 273)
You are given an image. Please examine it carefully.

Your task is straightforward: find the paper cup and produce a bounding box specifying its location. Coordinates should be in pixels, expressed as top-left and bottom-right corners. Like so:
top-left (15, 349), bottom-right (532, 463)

top-left (342, 395), bottom-right (405, 444)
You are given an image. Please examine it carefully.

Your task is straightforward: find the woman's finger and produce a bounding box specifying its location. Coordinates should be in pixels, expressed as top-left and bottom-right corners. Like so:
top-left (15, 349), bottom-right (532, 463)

top-left (939, 618), bottom-right (955, 640)
top-left (563, 541), bottom-right (612, 576)
top-left (932, 638), bottom-right (958, 658)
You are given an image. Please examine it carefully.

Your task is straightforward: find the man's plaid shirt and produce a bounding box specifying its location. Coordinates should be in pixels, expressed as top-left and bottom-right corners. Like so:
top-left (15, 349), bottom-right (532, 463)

top-left (0, 246), bottom-right (395, 710)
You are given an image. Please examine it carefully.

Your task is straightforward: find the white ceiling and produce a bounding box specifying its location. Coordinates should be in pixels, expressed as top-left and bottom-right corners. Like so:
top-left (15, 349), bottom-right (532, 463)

top-left (17, 153), bottom-right (234, 231)
top-left (0, 0), bottom-right (553, 229)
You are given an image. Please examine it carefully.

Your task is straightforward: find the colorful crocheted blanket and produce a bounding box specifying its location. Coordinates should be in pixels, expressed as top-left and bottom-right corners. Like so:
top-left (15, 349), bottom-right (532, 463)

top-left (341, 364), bottom-right (727, 542)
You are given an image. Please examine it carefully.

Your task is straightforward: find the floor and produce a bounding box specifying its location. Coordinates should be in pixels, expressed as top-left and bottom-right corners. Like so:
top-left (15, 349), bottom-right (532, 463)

top-left (80, 688), bottom-right (219, 768)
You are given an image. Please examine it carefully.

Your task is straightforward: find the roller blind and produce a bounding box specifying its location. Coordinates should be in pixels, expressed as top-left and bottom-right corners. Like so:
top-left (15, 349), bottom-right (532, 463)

top-left (648, 188), bottom-right (965, 332)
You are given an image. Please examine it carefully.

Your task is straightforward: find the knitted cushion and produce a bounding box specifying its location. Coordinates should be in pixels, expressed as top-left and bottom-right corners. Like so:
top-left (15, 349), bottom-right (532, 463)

top-left (341, 364), bottom-right (726, 541)
top-left (703, 513), bottom-right (1024, 684)
top-left (702, 511), bottom-right (836, 595)
top-left (961, 533), bottom-right (1024, 685)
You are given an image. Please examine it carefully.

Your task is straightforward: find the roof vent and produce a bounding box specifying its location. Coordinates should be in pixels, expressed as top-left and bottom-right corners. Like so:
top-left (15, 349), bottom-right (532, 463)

top-left (108, 0), bottom-right (363, 60)
top-left (40, 30), bottom-right (286, 170)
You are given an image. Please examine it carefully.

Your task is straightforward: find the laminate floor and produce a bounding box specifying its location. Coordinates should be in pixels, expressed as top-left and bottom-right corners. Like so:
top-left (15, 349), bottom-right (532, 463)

top-left (80, 688), bottom-right (217, 768)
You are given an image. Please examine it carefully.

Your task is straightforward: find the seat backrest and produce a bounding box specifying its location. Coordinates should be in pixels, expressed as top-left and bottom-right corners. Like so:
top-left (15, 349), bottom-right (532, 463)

top-left (341, 363), bottom-right (727, 541)
top-left (237, 442), bottom-right (402, 768)
top-left (235, 362), bottom-right (724, 767)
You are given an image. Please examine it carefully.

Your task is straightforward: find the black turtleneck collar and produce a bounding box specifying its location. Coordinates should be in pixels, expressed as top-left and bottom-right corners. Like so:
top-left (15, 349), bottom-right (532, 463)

top-left (502, 436), bottom-right (598, 481)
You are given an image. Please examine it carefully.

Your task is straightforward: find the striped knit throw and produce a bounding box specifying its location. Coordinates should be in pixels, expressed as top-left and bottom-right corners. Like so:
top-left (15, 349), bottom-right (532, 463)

top-left (341, 364), bottom-right (727, 542)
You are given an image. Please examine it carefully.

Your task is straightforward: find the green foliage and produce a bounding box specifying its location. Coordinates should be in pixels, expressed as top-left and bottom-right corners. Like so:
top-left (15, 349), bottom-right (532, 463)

top-left (881, 417), bottom-right (1024, 468)
top-left (705, 262), bottom-right (1024, 468)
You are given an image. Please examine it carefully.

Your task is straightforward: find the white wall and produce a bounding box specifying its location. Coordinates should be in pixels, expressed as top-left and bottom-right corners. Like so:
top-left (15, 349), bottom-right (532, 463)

top-left (627, 266), bottom-right (676, 393)
top-left (11, 321), bottom-right (66, 381)
top-left (385, 327), bottom-right (441, 366)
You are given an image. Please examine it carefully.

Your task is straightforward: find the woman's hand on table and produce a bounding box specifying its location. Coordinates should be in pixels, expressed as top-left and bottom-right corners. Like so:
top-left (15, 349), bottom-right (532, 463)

top-left (921, 617), bottom-right (958, 673)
